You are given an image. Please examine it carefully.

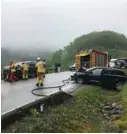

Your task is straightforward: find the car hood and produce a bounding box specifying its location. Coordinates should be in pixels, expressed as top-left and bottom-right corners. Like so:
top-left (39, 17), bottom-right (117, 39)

top-left (75, 71), bottom-right (87, 75)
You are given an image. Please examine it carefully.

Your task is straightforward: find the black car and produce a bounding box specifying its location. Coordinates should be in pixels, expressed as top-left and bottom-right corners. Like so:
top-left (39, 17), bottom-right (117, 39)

top-left (71, 67), bottom-right (127, 90)
top-left (3, 61), bottom-right (36, 81)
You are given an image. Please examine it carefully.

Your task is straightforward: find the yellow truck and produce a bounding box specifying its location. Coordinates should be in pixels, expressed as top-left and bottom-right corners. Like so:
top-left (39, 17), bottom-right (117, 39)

top-left (75, 49), bottom-right (110, 69)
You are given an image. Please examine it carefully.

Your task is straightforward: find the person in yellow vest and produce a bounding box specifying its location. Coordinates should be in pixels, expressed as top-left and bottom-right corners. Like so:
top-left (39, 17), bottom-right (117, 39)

top-left (35, 57), bottom-right (45, 86)
top-left (22, 62), bottom-right (29, 80)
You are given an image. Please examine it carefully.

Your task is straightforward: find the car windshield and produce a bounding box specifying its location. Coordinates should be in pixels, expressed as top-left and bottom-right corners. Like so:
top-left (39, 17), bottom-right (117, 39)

top-left (119, 60), bottom-right (126, 63)
top-left (119, 59), bottom-right (127, 63)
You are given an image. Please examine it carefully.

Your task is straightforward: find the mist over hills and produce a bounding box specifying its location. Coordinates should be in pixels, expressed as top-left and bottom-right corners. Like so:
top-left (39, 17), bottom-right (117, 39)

top-left (1, 45), bottom-right (56, 69)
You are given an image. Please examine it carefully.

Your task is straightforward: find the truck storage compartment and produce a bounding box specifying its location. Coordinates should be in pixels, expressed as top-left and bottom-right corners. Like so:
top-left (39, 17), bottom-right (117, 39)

top-left (80, 55), bottom-right (90, 68)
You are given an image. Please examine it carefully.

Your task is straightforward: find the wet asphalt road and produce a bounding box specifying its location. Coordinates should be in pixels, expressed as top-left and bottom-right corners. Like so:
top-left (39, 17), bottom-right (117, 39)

top-left (1, 71), bottom-right (76, 114)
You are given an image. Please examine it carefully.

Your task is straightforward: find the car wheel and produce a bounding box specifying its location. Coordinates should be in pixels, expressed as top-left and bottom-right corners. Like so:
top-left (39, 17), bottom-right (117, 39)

top-left (77, 78), bottom-right (84, 84)
top-left (115, 81), bottom-right (123, 91)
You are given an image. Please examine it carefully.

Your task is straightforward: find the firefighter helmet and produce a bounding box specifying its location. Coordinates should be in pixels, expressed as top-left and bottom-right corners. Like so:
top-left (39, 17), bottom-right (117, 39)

top-left (37, 57), bottom-right (41, 61)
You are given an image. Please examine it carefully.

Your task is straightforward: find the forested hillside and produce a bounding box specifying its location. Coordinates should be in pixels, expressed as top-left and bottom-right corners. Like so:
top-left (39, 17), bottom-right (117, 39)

top-left (47, 31), bottom-right (127, 69)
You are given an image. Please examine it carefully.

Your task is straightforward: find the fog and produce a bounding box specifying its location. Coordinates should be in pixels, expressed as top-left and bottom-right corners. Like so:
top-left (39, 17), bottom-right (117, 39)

top-left (1, 0), bottom-right (127, 50)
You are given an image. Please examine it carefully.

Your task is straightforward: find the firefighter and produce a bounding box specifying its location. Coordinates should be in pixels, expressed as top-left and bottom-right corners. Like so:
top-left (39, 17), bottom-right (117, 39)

top-left (35, 57), bottom-right (45, 86)
top-left (9, 60), bottom-right (17, 82)
top-left (22, 62), bottom-right (29, 80)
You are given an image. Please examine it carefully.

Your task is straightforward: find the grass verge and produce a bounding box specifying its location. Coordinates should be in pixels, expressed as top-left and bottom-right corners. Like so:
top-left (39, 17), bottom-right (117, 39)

top-left (2, 84), bottom-right (127, 133)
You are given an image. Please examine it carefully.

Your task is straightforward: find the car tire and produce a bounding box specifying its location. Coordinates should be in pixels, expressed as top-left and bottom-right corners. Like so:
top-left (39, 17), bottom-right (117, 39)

top-left (77, 78), bottom-right (84, 84)
top-left (115, 81), bottom-right (123, 91)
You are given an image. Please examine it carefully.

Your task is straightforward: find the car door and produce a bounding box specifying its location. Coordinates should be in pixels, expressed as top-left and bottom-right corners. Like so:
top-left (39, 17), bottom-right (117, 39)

top-left (115, 70), bottom-right (127, 82)
top-left (88, 68), bottom-right (103, 83)
top-left (101, 69), bottom-right (116, 87)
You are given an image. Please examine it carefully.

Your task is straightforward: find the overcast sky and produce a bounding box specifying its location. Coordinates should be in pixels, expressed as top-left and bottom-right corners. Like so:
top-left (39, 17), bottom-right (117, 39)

top-left (1, 0), bottom-right (127, 49)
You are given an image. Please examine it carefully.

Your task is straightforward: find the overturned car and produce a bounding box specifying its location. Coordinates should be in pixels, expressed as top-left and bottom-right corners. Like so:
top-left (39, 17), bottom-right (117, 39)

top-left (3, 61), bottom-right (37, 81)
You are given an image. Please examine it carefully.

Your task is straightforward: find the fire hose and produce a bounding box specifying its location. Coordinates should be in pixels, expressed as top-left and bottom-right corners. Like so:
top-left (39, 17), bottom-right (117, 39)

top-left (31, 78), bottom-right (77, 96)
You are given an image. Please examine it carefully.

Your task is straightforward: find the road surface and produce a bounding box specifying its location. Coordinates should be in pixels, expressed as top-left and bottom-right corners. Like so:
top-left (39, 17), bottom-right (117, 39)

top-left (1, 71), bottom-right (77, 114)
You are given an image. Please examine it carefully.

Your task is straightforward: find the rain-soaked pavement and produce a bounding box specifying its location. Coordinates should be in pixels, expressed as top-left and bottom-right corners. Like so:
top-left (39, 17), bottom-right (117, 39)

top-left (1, 71), bottom-right (77, 114)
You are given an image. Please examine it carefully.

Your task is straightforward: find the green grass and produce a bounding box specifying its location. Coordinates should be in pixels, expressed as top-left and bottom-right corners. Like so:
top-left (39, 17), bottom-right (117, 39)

top-left (120, 68), bottom-right (127, 74)
top-left (113, 84), bottom-right (127, 131)
top-left (2, 84), bottom-right (127, 133)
